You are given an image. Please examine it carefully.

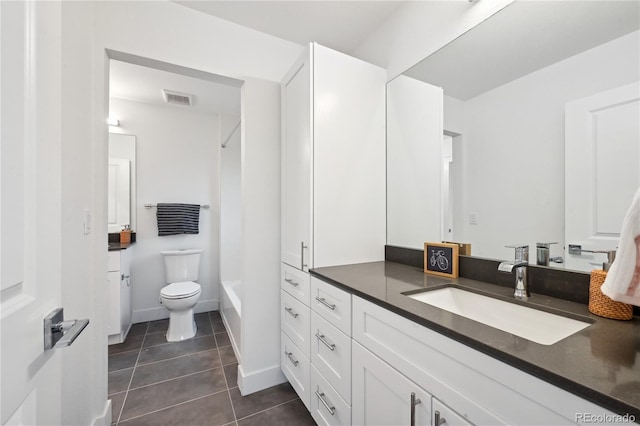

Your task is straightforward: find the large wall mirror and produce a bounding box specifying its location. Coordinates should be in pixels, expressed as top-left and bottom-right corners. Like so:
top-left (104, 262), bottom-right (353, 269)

top-left (387, 1), bottom-right (640, 272)
top-left (108, 133), bottom-right (137, 232)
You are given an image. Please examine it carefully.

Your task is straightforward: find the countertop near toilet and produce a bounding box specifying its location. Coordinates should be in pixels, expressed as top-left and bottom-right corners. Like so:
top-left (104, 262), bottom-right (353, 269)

top-left (310, 261), bottom-right (640, 419)
top-left (108, 242), bottom-right (135, 251)
top-left (108, 232), bottom-right (136, 251)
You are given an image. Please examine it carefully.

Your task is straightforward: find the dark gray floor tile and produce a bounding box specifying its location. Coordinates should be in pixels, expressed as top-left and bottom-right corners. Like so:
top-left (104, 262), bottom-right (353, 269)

top-left (137, 335), bottom-right (216, 365)
top-left (108, 368), bottom-right (133, 395)
top-left (109, 335), bottom-right (144, 356)
top-left (215, 331), bottom-right (231, 348)
top-left (194, 312), bottom-right (210, 323)
top-left (219, 345), bottom-right (237, 366)
top-left (120, 368), bottom-right (227, 421)
top-left (223, 363), bottom-right (238, 388)
top-left (230, 382), bottom-right (298, 420)
top-left (128, 323), bottom-right (148, 337)
top-left (118, 391), bottom-right (234, 426)
top-left (196, 321), bottom-right (213, 336)
top-left (108, 350), bottom-right (139, 372)
top-left (146, 319), bottom-right (169, 334)
top-left (211, 319), bottom-right (225, 332)
top-left (109, 392), bottom-right (126, 425)
top-left (141, 332), bottom-right (169, 349)
top-left (130, 349), bottom-right (221, 389)
top-left (210, 310), bottom-right (222, 322)
top-left (237, 398), bottom-right (315, 426)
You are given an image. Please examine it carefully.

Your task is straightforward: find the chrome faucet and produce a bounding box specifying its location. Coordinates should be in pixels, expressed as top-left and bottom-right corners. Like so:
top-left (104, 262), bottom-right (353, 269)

top-left (498, 245), bottom-right (530, 300)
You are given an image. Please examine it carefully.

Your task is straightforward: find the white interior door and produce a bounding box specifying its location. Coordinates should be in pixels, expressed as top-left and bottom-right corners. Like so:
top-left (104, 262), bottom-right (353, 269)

top-left (1, 2), bottom-right (65, 424)
top-left (108, 157), bottom-right (131, 233)
top-left (565, 82), bottom-right (640, 271)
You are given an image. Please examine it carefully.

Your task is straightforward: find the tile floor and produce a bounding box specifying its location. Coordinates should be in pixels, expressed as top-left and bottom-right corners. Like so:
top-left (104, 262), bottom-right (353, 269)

top-left (108, 311), bottom-right (316, 426)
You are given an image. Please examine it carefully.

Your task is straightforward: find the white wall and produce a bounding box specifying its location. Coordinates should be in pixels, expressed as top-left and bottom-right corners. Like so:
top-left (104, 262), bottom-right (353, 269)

top-left (88, 1), bottom-right (300, 399)
top-left (387, 75), bottom-right (443, 248)
top-left (60, 2), bottom-right (110, 425)
top-left (109, 98), bottom-right (220, 321)
top-left (353, 0), bottom-right (515, 80)
top-left (455, 30), bottom-right (640, 261)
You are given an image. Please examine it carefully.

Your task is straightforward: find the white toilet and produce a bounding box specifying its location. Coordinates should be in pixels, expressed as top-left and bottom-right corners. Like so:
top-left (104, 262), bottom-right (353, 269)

top-left (160, 249), bottom-right (203, 342)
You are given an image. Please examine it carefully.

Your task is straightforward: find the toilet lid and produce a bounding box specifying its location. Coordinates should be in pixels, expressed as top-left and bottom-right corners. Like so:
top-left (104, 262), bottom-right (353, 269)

top-left (161, 281), bottom-right (201, 299)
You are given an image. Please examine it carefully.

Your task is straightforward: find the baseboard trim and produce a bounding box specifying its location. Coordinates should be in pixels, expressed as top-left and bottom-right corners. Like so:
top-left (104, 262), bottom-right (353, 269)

top-left (237, 363), bottom-right (287, 396)
top-left (132, 299), bottom-right (219, 324)
top-left (91, 399), bottom-right (112, 426)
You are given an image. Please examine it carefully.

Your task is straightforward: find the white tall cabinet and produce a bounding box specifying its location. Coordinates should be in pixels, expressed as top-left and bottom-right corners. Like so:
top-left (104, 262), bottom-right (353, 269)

top-left (280, 43), bottom-right (386, 421)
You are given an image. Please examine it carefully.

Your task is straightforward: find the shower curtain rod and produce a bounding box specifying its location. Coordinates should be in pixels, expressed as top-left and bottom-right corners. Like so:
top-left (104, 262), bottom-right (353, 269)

top-left (221, 120), bottom-right (241, 148)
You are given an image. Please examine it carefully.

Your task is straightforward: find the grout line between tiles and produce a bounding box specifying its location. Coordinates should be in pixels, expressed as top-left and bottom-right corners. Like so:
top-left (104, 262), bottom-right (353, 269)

top-left (134, 347), bottom-right (219, 368)
top-left (117, 389), bottom-right (229, 424)
top-left (127, 366), bottom-right (224, 392)
top-left (213, 312), bottom-right (239, 425)
top-left (115, 321), bottom-right (149, 425)
top-left (235, 397), bottom-right (302, 422)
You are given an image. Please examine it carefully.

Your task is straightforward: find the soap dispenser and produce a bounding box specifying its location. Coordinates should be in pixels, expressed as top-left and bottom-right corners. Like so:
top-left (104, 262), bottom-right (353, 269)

top-left (120, 224), bottom-right (131, 244)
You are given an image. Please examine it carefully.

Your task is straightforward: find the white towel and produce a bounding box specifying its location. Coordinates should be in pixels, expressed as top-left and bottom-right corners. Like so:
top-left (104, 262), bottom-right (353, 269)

top-left (601, 186), bottom-right (640, 306)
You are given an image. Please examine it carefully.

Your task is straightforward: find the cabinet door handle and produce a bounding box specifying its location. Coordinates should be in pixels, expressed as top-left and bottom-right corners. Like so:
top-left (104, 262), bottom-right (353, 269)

top-left (284, 306), bottom-right (299, 318)
top-left (284, 278), bottom-right (299, 287)
top-left (315, 390), bottom-right (335, 416)
top-left (434, 410), bottom-right (446, 425)
top-left (121, 274), bottom-right (130, 281)
top-left (301, 241), bottom-right (308, 271)
top-left (284, 351), bottom-right (299, 366)
top-left (315, 333), bottom-right (336, 351)
top-left (410, 392), bottom-right (422, 426)
top-left (315, 297), bottom-right (336, 310)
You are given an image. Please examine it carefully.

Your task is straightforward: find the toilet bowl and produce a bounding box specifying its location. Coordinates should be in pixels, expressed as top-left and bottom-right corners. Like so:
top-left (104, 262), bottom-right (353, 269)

top-left (160, 249), bottom-right (203, 342)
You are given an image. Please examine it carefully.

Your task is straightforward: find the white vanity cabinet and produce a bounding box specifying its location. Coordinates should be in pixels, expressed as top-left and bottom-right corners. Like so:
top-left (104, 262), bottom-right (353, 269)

top-left (280, 41), bottom-right (385, 421)
top-left (108, 249), bottom-right (132, 345)
top-left (351, 295), bottom-right (624, 426)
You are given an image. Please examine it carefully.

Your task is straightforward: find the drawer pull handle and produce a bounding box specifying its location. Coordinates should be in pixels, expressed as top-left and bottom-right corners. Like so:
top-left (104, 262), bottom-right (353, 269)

top-left (315, 333), bottom-right (336, 351)
top-left (410, 392), bottom-right (422, 426)
top-left (434, 410), bottom-right (446, 426)
top-left (315, 297), bottom-right (336, 310)
top-left (284, 278), bottom-right (299, 287)
top-left (315, 390), bottom-right (335, 415)
top-left (284, 351), bottom-right (299, 366)
top-left (284, 306), bottom-right (299, 318)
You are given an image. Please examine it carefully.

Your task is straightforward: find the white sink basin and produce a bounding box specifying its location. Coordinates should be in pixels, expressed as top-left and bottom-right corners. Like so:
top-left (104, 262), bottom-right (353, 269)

top-left (408, 287), bottom-right (591, 345)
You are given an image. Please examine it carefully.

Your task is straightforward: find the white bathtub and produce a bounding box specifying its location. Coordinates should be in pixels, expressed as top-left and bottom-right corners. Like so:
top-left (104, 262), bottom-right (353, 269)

top-left (220, 280), bottom-right (242, 365)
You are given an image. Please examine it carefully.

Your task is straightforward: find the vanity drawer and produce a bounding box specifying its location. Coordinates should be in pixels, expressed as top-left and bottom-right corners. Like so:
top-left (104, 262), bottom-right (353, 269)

top-left (108, 251), bottom-right (121, 272)
top-left (311, 364), bottom-right (351, 426)
top-left (311, 311), bottom-right (351, 404)
top-left (282, 331), bottom-right (311, 410)
top-left (311, 277), bottom-right (352, 336)
top-left (281, 290), bottom-right (311, 358)
top-left (281, 262), bottom-right (311, 306)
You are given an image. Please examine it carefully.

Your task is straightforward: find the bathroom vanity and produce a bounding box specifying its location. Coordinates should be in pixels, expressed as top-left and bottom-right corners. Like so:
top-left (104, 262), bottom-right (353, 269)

top-left (107, 243), bottom-right (134, 345)
top-left (303, 261), bottom-right (639, 426)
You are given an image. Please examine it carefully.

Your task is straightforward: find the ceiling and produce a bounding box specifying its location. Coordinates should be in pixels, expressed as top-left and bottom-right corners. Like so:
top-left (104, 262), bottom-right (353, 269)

top-left (109, 59), bottom-right (241, 116)
top-left (404, 0), bottom-right (640, 100)
top-left (111, 1), bottom-right (405, 116)
top-left (173, 1), bottom-right (406, 54)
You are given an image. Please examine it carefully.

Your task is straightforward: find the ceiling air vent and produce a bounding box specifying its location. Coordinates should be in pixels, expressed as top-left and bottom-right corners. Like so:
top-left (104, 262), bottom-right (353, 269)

top-left (162, 89), bottom-right (193, 107)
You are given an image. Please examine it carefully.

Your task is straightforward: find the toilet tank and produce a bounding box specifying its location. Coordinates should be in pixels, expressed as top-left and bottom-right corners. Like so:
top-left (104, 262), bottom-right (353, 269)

top-left (161, 249), bottom-right (203, 283)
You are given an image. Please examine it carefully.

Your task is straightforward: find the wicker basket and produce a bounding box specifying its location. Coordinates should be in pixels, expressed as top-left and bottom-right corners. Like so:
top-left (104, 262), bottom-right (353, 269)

top-left (588, 270), bottom-right (633, 320)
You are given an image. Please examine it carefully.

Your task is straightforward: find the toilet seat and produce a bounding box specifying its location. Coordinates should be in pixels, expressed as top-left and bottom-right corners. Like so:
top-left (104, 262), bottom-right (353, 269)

top-left (161, 281), bottom-right (201, 299)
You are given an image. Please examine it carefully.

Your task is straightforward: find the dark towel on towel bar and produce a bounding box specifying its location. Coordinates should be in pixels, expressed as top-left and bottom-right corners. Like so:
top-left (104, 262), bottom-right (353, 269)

top-left (156, 203), bottom-right (200, 236)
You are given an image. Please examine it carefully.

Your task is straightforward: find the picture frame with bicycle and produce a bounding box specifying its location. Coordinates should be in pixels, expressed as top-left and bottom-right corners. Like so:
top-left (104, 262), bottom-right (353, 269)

top-left (424, 242), bottom-right (459, 278)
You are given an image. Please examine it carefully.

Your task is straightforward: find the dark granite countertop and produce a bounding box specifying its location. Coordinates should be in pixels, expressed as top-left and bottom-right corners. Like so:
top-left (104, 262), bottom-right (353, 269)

top-left (108, 242), bottom-right (135, 251)
top-left (310, 261), bottom-right (640, 419)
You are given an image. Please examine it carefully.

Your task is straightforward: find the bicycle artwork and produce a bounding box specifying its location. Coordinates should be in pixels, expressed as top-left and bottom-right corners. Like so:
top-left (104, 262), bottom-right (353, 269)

top-left (423, 242), bottom-right (459, 278)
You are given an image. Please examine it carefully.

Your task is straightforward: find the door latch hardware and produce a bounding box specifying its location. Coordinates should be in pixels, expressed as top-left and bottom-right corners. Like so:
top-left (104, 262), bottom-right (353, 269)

top-left (44, 308), bottom-right (90, 350)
